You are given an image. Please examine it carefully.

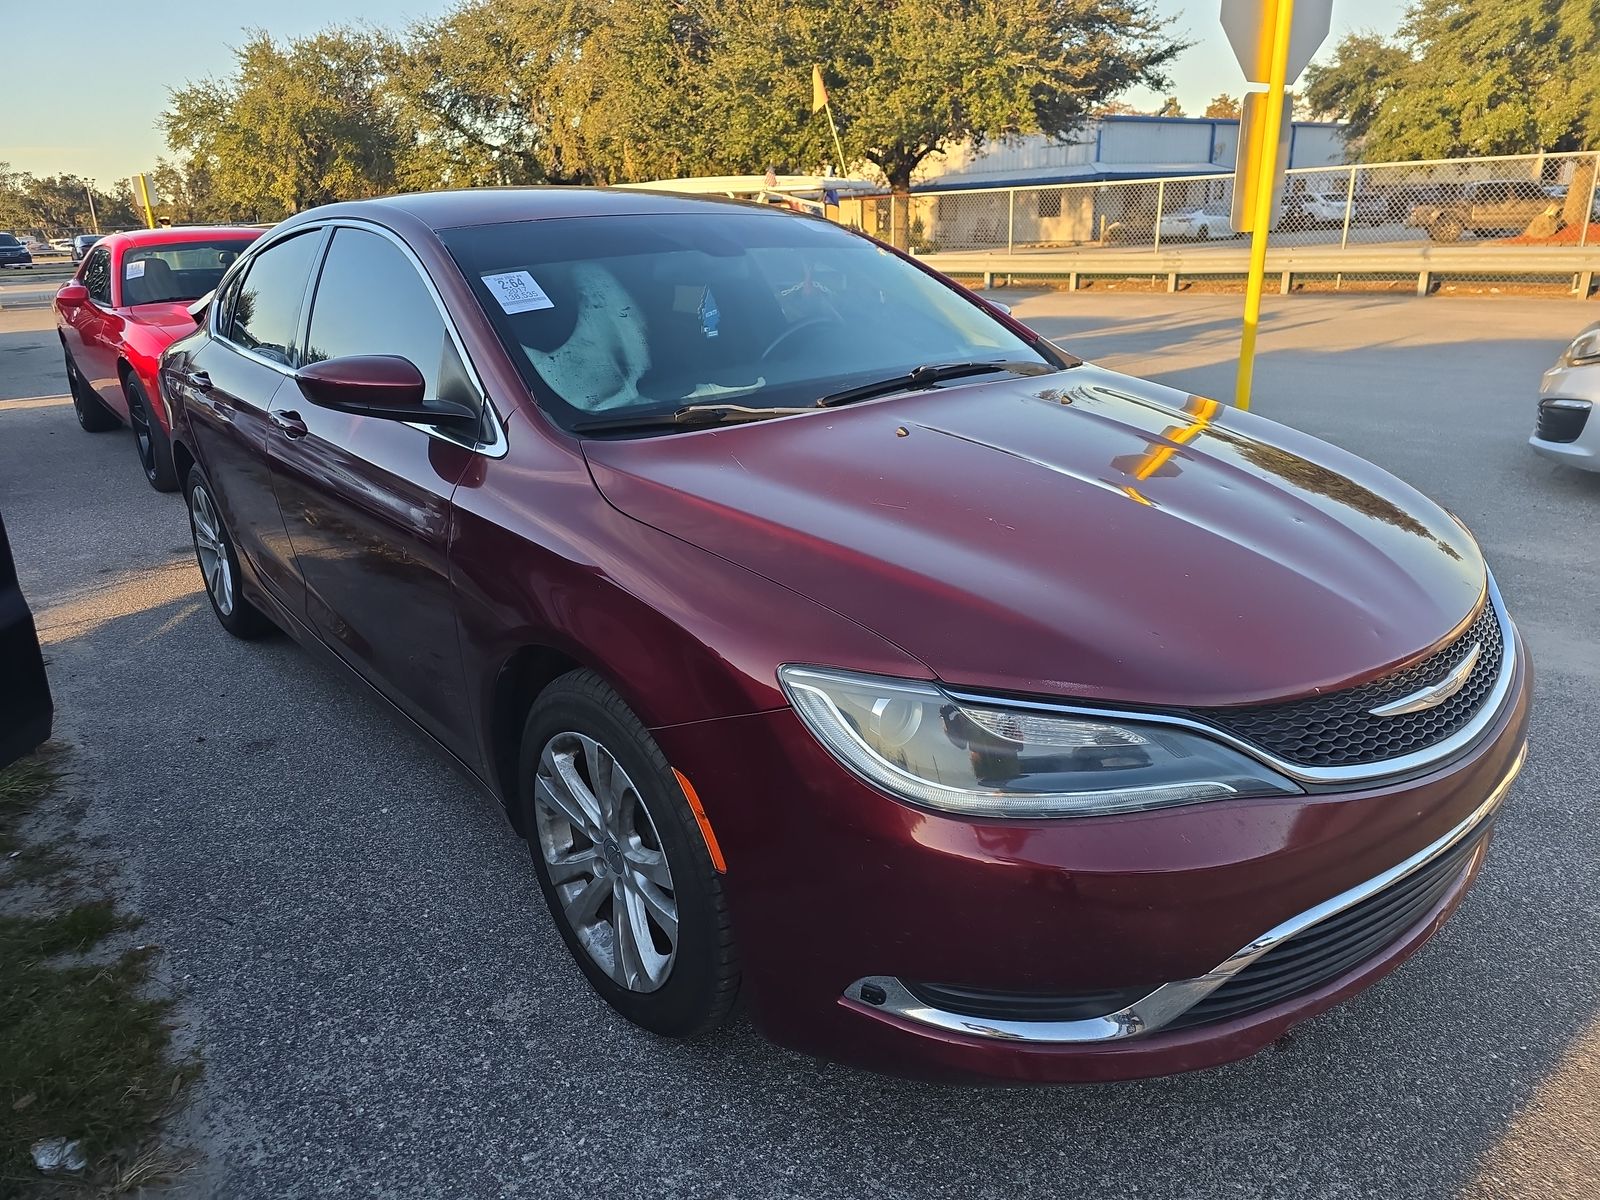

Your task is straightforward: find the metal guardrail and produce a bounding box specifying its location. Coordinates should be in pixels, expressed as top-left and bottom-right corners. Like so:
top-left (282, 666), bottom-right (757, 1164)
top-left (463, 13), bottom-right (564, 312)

top-left (920, 242), bottom-right (1600, 296)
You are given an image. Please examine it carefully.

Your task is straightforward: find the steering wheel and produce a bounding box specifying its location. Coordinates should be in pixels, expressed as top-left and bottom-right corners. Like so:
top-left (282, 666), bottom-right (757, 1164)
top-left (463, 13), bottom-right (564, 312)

top-left (761, 316), bottom-right (845, 363)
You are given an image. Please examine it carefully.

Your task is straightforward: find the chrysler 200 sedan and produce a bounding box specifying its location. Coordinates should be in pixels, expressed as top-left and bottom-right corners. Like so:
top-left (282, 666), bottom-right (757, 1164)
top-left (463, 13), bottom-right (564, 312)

top-left (158, 189), bottom-right (1530, 1083)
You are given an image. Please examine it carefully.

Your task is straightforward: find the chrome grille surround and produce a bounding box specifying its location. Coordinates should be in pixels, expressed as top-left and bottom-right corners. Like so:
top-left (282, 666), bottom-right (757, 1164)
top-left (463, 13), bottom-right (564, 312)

top-left (941, 571), bottom-right (1517, 788)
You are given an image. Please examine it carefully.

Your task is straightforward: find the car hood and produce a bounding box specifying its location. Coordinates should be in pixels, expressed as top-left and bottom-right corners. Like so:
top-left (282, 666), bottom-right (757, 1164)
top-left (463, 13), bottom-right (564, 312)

top-left (122, 302), bottom-right (201, 339)
top-left (581, 365), bottom-right (1486, 706)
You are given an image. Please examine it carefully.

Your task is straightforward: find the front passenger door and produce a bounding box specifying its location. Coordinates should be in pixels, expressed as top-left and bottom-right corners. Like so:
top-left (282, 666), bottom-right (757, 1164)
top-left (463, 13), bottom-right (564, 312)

top-left (267, 224), bottom-right (481, 758)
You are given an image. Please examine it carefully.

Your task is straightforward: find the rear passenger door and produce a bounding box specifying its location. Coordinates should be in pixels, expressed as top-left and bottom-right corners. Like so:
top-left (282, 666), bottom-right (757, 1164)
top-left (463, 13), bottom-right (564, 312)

top-left (265, 222), bottom-right (489, 758)
top-left (181, 228), bottom-right (326, 609)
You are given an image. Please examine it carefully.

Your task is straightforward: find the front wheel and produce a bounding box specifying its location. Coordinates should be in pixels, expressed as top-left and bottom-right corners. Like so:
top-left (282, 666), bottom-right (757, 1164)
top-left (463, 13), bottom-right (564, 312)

top-left (126, 377), bottom-right (179, 492)
top-left (518, 670), bottom-right (738, 1036)
top-left (186, 464), bottom-right (274, 639)
top-left (63, 347), bottom-right (119, 432)
top-left (1430, 216), bottom-right (1465, 242)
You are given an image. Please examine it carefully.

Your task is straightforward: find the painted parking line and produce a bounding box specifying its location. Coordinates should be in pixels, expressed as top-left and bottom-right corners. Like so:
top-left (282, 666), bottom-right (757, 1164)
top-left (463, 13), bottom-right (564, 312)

top-left (0, 394), bottom-right (73, 410)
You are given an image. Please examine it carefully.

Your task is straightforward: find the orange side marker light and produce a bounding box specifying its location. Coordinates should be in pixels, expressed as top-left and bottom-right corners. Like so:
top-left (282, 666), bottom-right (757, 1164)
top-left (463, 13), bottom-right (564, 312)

top-left (673, 768), bottom-right (727, 874)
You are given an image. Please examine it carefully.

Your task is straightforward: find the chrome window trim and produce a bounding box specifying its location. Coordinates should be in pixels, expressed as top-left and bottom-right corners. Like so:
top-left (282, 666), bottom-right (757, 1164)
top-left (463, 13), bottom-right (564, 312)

top-left (943, 572), bottom-right (1517, 788)
top-left (844, 741), bottom-right (1524, 1045)
top-left (209, 219), bottom-right (509, 459)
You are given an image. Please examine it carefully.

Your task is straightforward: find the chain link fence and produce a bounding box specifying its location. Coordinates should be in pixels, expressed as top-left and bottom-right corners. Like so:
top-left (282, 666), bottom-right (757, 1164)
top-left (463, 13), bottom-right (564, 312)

top-left (842, 150), bottom-right (1600, 292)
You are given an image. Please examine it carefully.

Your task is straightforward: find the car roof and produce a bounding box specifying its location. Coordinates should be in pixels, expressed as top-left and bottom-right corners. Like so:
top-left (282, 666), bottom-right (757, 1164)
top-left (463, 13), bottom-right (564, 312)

top-left (284, 186), bottom-right (784, 233)
top-left (91, 226), bottom-right (264, 253)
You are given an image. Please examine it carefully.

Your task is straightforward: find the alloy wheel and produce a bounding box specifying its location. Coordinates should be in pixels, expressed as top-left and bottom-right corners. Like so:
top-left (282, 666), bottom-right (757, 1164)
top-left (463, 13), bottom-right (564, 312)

top-left (533, 731), bottom-right (678, 993)
top-left (189, 484), bottom-right (234, 616)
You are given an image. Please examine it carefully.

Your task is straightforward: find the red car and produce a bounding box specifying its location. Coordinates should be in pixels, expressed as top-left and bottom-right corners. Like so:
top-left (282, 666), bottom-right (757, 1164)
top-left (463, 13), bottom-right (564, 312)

top-left (158, 190), bottom-right (1529, 1083)
top-left (55, 226), bottom-right (262, 491)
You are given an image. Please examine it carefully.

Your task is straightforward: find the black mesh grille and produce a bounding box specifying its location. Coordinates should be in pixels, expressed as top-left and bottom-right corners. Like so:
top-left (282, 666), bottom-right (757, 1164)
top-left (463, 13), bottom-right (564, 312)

top-left (1167, 821), bottom-right (1489, 1030)
top-left (1190, 601), bottom-right (1504, 769)
top-left (1536, 399), bottom-right (1591, 444)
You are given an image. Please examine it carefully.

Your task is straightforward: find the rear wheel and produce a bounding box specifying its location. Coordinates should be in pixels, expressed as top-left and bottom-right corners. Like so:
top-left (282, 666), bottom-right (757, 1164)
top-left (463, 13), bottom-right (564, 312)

top-left (518, 670), bottom-right (738, 1036)
top-left (186, 464), bottom-right (273, 639)
top-left (1430, 216), bottom-right (1465, 242)
top-left (1196, 224), bottom-right (1211, 241)
top-left (63, 347), bottom-right (119, 432)
top-left (125, 377), bottom-right (179, 492)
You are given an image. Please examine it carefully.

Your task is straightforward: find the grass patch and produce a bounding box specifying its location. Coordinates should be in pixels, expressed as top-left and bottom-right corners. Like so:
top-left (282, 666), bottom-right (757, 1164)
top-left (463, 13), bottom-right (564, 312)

top-left (0, 751), bottom-right (191, 1194)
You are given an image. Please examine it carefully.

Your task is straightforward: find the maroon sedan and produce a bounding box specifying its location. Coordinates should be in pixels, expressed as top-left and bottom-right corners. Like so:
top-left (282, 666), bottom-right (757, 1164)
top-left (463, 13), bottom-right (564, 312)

top-left (158, 189), bottom-right (1529, 1083)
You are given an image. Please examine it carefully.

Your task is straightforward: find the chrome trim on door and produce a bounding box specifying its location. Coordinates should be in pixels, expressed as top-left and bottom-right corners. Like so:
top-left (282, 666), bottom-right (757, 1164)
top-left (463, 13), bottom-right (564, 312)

top-left (845, 741), bottom-right (1523, 1044)
top-left (943, 573), bottom-right (1517, 788)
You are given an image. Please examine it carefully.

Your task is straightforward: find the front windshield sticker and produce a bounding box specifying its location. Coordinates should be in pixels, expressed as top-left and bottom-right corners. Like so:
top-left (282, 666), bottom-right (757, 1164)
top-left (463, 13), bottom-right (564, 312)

top-left (698, 286), bottom-right (720, 339)
top-left (125, 260), bottom-right (146, 279)
top-left (482, 270), bottom-right (554, 314)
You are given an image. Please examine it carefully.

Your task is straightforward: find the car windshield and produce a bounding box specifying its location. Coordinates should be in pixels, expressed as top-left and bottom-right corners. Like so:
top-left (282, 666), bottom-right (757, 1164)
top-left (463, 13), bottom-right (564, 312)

top-left (121, 238), bottom-right (253, 305)
top-left (0, 235), bottom-right (18, 247)
top-left (441, 211), bottom-right (1053, 426)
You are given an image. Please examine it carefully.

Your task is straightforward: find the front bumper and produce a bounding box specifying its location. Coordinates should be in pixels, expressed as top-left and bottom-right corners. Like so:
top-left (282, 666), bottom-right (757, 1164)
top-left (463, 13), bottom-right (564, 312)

top-left (652, 628), bottom-right (1532, 1083)
top-left (1530, 362), bottom-right (1598, 470)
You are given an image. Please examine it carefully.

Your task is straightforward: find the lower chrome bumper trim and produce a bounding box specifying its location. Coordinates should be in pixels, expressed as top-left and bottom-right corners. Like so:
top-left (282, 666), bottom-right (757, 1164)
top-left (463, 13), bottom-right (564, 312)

top-left (844, 742), bottom-right (1525, 1044)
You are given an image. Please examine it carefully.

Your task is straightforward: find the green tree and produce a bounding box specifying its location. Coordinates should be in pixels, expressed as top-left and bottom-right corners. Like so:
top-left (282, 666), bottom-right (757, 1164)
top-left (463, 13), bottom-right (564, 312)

top-left (0, 167), bottom-right (136, 237)
top-left (1203, 93), bottom-right (1241, 119)
top-left (163, 28), bottom-right (405, 219)
top-left (707, 0), bottom-right (1184, 194)
top-left (1154, 95), bottom-right (1184, 117)
top-left (1304, 3), bottom-right (1600, 160)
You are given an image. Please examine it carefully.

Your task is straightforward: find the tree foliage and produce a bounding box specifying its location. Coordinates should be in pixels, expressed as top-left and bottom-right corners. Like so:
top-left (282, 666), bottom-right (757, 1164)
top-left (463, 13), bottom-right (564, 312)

top-left (1203, 93), bottom-right (1241, 119)
top-left (159, 0), bottom-right (1183, 212)
top-left (163, 28), bottom-right (405, 220)
top-left (1304, 2), bottom-right (1600, 160)
top-left (0, 165), bottom-right (136, 237)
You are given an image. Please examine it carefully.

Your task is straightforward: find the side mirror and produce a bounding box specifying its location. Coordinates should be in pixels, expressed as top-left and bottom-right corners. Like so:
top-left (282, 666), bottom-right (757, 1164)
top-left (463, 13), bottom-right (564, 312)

top-left (294, 355), bottom-right (478, 429)
top-left (987, 300), bottom-right (1012, 316)
top-left (56, 283), bottom-right (88, 308)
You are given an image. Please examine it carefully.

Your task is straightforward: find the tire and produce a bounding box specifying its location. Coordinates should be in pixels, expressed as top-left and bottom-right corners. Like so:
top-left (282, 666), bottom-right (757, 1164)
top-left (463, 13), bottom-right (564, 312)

top-left (63, 346), bottom-right (119, 432)
top-left (1430, 216), bottom-right (1464, 243)
top-left (518, 670), bottom-right (738, 1037)
top-left (185, 463), bottom-right (273, 639)
top-left (1196, 224), bottom-right (1211, 241)
top-left (125, 376), bottom-right (179, 492)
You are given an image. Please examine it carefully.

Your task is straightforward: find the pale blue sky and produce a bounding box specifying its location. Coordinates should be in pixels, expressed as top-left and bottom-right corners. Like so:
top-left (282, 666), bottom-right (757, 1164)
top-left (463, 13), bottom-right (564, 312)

top-left (0, 0), bottom-right (1405, 186)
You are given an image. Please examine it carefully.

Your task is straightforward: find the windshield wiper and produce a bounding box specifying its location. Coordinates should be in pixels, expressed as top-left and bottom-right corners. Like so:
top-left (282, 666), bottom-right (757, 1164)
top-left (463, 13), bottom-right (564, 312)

top-left (571, 402), bottom-right (814, 434)
top-left (815, 360), bottom-right (1059, 409)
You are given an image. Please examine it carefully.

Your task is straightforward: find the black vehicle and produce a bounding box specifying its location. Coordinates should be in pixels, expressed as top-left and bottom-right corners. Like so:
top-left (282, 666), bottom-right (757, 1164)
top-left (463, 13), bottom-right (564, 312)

top-left (71, 233), bottom-right (104, 262)
top-left (0, 512), bottom-right (53, 769)
top-left (0, 233), bottom-right (34, 269)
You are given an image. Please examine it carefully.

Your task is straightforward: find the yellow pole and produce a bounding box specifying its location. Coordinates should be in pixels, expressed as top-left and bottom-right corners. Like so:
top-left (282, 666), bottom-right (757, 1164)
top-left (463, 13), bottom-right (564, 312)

top-left (135, 174), bottom-right (157, 229)
top-left (1234, 0), bottom-right (1296, 412)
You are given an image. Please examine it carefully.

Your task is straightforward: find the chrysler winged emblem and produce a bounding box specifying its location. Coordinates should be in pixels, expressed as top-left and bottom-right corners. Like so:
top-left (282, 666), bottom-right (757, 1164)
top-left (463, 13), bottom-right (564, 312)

top-left (1368, 643), bottom-right (1482, 717)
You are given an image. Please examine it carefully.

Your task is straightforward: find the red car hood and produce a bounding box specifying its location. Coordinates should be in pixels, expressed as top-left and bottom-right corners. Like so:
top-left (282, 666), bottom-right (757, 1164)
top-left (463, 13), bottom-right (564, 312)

top-left (122, 301), bottom-right (200, 339)
top-left (581, 365), bottom-right (1486, 706)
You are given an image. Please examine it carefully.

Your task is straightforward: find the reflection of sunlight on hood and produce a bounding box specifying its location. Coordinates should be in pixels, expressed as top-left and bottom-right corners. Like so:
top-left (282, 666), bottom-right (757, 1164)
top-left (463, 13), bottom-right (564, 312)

top-left (36, 560), bottom-right (200, 647)
top-left (1466, 1018), bottom-right (1600, 1198)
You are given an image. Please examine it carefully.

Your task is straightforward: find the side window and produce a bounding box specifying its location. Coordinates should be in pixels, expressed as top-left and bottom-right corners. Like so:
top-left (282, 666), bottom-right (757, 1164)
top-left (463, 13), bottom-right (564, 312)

top-left (304, 227), bottom-right (471, 409)
top-left (227, 231), bottom-right (323, 366)
top-left (82, 248), bottom-right (111, 306)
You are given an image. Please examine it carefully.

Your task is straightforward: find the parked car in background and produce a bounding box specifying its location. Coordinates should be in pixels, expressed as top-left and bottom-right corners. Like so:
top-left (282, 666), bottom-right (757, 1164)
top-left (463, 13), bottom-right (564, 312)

top-left (1156, 204), bottom-right (1237, 241)
top-left (18, 235), bottom-right (51, 256)
top-left (71, 233), bottom-right (104, 262)
top-left (1279, 191), bottom-right (1388, 230)
top-left (0, 233), bottom-right (34, 269)
top-left (0, 512), bottom-right (53, 771)
top-left (55, 226), bottom-right (262, 490)
top-left (49, 237), bottom-right (75, 253)
top-left (1411, 180), bottom-right (1555, 242)
top-left (1530, 322), bottom-right (1600, 472)
top-left (159, 189), bottom-right (1528, 1083)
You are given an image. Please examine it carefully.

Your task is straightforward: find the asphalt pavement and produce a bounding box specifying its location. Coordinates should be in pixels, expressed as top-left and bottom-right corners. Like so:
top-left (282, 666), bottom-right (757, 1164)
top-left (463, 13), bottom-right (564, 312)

top-left (2, 293), bottom-right (1598, 1199)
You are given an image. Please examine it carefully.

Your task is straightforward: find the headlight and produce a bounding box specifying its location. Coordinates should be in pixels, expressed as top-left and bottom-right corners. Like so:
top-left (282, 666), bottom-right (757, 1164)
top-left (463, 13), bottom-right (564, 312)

top-left (778, 666), bottom-right (1300, 818)
top-left (1563, 329), bottom-right (1600, 366)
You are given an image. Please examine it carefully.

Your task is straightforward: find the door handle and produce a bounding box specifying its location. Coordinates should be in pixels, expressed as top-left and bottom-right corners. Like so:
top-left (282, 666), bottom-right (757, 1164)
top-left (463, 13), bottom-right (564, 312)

top-left (271, 409), bottom-right (309, 439)
top-left (182, 370), bottom-right (212, 392)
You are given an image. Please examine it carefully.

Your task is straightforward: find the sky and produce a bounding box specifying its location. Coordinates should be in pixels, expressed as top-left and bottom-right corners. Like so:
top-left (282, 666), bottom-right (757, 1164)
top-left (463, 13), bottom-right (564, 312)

top-left (0, 0), bottom-right (1406, 187)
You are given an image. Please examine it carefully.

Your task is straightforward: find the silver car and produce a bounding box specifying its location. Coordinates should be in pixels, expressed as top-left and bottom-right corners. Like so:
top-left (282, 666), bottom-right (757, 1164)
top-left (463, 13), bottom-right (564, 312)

top-left (1531, 323), bottom-right (1600, 471)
